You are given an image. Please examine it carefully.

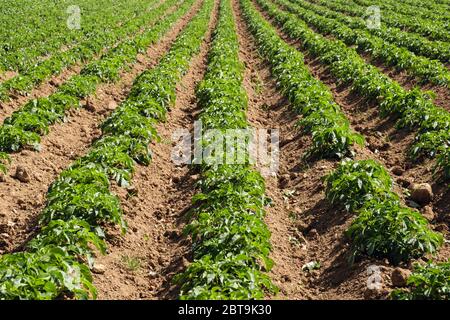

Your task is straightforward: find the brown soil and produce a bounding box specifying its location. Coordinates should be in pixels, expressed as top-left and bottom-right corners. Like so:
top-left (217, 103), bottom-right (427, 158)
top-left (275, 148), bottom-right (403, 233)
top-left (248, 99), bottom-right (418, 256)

top-left (0, 0), bottom-right (205, 255)
top-left (0, 71), bottom-right (18, 83)
top-left (91, 0), bottom-right (219, 299)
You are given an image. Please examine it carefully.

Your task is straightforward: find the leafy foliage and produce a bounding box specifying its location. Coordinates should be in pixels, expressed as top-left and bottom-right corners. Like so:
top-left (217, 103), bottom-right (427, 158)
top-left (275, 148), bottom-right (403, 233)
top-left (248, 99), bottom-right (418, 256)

top-left (274, 0), bottom-right (450, 86)
top-left (254, 0), bottom-right (450, 183)
top-left (324, 159), bottom-right (442, 263)
top-left (241, 0), bottom-right (362, 159)
top-left (0, 245), bottom-right (96, 300)
top-left (347, 198), bottom-right (443, 264)
top-left (175, 0), bottom-right (277, 299)
top-left (28, 219), bottom-right (107, 267)
top-left (391, 261), bottom-right (450, 300)
top-left (324, 159), bottom-right (392, 211)
top-left (0, 152), bottom-right (10, 174)
top-left (0, 0), bottom-right (204, 300)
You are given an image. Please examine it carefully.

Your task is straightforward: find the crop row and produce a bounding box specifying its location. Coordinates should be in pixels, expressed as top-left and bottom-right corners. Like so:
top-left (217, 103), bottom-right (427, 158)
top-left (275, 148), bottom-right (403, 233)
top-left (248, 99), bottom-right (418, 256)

top-left (277, 0), bottom-right (450, 86)
top-left (325, 159), bottom-right (442, 264)
top-left (349, 0), bottom-right (450, 23)
top-left (0, 0), bottom-right (213, 300)
top-left (240, 0), bottom-right (363, 160)
top-left (256, 0), bottom-right (450, 184)
top-left (350, 0), bottom-right (450, 30)
top-left (0, 0), bottom-right (163, 101)
top-left (324, 159), bottom-right (448, 300)
top-left (174, 0), bottom-right (277, 299)
top-left (0, 0), bottom-right (189, 161)
top-left (392, 260), bottom-right (450, 300)
top-left (396, 0), bottom-right (450, 14)
top-left (302, 0), bottom-right (450, 63)
top-left (307, 0), bottom-right (450, 42)
top-left (0, 0), bottom-right (150, 73)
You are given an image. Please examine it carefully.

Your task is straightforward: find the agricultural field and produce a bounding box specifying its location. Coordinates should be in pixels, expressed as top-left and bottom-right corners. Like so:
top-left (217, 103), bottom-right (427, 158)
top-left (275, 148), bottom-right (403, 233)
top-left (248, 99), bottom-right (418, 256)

top-left (0, 0), bottom-right (448, 302)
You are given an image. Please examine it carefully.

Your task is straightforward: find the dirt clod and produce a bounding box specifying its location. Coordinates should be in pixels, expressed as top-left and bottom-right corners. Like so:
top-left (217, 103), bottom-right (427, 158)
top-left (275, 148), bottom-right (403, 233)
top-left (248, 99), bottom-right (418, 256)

top-left (391, 166), bottom-right (404, 176)
top-left (85, 98), bottom-right (96, 112)
top-left (14, 165), bottom-right (31, 183)
top-left (391, 268), bottom-right (411, 287)
top-left (421, 206), bottom-right (435, 222)
top-left (410, 183), bottom-right (433, 205)
top-left (92, 263), bottom-right (106, 274)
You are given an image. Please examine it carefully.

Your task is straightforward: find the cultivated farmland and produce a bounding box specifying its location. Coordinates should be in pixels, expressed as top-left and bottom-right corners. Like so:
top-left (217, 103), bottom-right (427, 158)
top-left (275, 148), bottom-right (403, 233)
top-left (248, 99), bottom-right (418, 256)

top-left (0, 0), bottom-right (449, 300)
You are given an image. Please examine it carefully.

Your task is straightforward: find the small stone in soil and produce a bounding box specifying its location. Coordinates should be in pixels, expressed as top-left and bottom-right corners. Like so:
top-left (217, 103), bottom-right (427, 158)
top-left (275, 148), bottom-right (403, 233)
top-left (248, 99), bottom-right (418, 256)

top-left (421, 206), bottom-right (435, 222)
top-left (92, 263), bottom-right (106, 274)
top-left (410, 183), bottom-right (433, 206)
top-left (85, 98), bottom-right (96, 112)
top-left (14, 165), bottom-right (31, 183)
top-left (391, 166), bottom-right (404, 176)
top-left (391, 268), bottom-right (411, 287)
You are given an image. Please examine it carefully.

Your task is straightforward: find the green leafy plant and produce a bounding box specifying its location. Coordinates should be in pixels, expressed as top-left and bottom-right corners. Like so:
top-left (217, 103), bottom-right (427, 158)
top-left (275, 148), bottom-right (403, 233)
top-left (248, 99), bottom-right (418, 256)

top-left (176, 0), bottom-right (277, 300)
top-left (347, 198), bottom-right (443, 264)
top-left (0, 152), bottom-right (10, 174)
top-left (324, 159), bottom-right (392, 211)
top-left (28, 219), bottom-right (106, 267)
top-left (392, 261), bottom-right (450, 300)
top-left (120, 255), bottom-right (141, 272)
top-left (0, 245), bottom-right (96, 300)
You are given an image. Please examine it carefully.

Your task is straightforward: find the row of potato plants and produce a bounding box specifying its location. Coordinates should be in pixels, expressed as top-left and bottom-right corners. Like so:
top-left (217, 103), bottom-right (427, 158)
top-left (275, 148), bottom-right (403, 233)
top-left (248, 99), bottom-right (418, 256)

top-left (174, 0), bottom-right (277, 299)
top-left (391, 260), bottom-right (450, 300)
top-left (396, 0), bottom-right (450, 15)
top-left (278, 0), bottom-right (450, 87)
top-left (257, 0), bottom-right (450, 184)
top-left (0, 0), bottom-right (163, 101)
top-left (0, 0), bottom-right (188, 164)
top-left (239, 0), bottom-right (363, 160)
top-left (0, 0), bottom-right (149, 73)
top-left (307, 0), bottom-right (450, 42)
top-left (301, 0), bottom-right (450, 63)
top-left (350, 0), bottom-right (450, 32)
top-left (324, 159), bottom-right (448, 299)
top-left (0, 0), bottom-right (213, 299)
top-left (350, 0), bottom-right (450, 23)
top-left (324, 159), bottom-right (443, 264)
